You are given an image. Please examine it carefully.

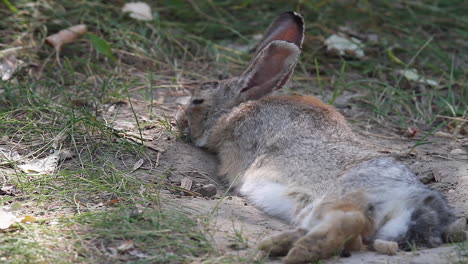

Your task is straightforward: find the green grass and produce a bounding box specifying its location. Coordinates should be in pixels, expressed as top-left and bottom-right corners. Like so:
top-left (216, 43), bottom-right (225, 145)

top-left (456, 242), bottom-right (468, 264)
top-left (1, 0), bottom-right (467, 263)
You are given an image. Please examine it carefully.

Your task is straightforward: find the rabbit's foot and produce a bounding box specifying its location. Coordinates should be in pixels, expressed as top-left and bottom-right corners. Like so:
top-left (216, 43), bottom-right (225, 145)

top-left (444, 217), bottom-right (467, 243)
top-left (283, 228), bottom-right (361, 264)
top-left (258, 228), bottom-right (308, 257)
top-left (283, 206), bottom-right (369, 263)
top-left (372, 239), bottom-right (398, 255)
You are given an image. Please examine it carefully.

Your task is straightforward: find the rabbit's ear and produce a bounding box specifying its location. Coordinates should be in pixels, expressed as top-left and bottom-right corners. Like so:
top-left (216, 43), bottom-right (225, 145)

top-left (238, 40), bottom-right (300, 100)
top-left (254, 11), bottom-right (304, 54)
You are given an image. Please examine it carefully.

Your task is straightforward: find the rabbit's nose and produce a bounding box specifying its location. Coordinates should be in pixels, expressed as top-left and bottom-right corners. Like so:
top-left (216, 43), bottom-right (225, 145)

top-left (175, 107), bottom-right (187, 130)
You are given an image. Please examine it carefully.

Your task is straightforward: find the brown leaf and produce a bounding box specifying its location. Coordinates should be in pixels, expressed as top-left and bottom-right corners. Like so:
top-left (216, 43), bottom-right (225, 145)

top-left (116, 240), bottom-right (134, 252)
top-left (104, 198), bottom-right (124, 206)
top-left (45, 24), bottom-right (88, 51)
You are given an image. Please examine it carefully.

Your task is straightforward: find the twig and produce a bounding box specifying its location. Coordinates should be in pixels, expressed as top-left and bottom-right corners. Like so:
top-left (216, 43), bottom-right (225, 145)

top-left (435, 115), bottom-right (467, 122)
top-left (155, 152), bottom-right (161, 167)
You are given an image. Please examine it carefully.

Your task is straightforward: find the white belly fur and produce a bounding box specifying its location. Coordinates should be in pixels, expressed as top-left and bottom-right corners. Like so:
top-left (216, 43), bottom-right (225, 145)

top-left (240, 180), bottom-right (295, 223)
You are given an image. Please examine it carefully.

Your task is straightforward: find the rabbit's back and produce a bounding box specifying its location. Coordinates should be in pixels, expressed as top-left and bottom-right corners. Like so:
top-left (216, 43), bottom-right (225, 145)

top-left (212, 95), bottom-right (379, 187)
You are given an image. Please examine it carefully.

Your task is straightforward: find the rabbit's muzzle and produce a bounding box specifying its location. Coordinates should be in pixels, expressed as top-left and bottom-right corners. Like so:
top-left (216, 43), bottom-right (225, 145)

top-left (175, 106), bottom-right (189, 134)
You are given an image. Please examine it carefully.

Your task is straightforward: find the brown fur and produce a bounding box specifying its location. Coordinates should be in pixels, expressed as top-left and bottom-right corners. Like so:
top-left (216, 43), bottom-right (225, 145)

top-left (260, 191), bottom-right (375, 264)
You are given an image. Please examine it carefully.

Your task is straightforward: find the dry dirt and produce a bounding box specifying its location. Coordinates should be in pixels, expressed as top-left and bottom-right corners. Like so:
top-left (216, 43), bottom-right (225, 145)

top-left (104, 82), bottom-right (468, 264)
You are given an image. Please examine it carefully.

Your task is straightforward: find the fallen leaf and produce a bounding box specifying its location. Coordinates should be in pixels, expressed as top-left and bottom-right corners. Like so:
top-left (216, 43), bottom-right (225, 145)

top-left (103, 198), bottom-right (124, 206)
top-left (434, 131), bottom-right (454, 139)
top-left (0, 207), bottom-right (17, 229)
top-left (117, 240), bottom-right (134, 252)
top-left (45, 24), bottom-right (88, 51)
top-left (0, 147), bottom-right (22, 165)
top-left (128, 249), bottom-right (149, 259)
top-left (18, 152), bottom-right (59, 175)
top-left (432, 168), bottom-right (443, 182)
top-left (20, 215), bottom-right (36, 223)
top-left (450, 148), bottom-right (466, 155)
top-left (131, 158), bottom-right (144, 173)
top-left (122, 2), bottom-right (153, 21)
top-left (324, 34), bottom-right (364, 58)
top-left (0, 55), bottom-right (26, 81)
top-left (180, 177), bottom-right (193, 191)
top-left (17, 150), bottom-right (70, 175)
top-left (397, 69), bottom-right (439, 86)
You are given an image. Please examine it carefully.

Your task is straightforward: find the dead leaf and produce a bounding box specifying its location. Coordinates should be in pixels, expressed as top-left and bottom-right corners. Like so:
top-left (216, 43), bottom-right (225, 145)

top-left (397, 69), bottom-right (439, 86)
top-left (180, 177), bottom-right (193, 191)
top-left (0, 207), bottom-right (17, 229)
top-left (45, 24), bottom-right (88, 51)
top-left (0, 55), bottom-right (26, 81)
top-left (122, 2), bottom-right (153, 21)
top-left (131, 158), bottom-right (144, 173)
top-left (324, 34), bottom-right (364, 58)
top-left (0, 147), bottom-right (22, 165)
top-left (450, 149), bottom-right (466, 155)
top-left (434, 131), bottom-right (454, 139)
top-left (20, 215), bottom-right (36, 223)
top-left (18, 151), bottom-right (60, 175)
top-left (17, 150), bottom-right (72, 175)
top-left (128, 249), bottom-right (149, 259)
top-left (432, 168), bottom-right (443, 182)
top-left (103, 198), bottom-right (124, 206)
top-left (116, 240), bottom-right (134, 252)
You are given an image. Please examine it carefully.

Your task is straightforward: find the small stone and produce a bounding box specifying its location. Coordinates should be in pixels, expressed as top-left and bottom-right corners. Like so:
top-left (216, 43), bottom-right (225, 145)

top-left (417, 172), bottom-right (435, 184)
top-left (159, 189), bottom-right (171, 195)
top-left (450, 148), bottom-right (466, 155)
top-left (199, 184), bottom-right (217, 197)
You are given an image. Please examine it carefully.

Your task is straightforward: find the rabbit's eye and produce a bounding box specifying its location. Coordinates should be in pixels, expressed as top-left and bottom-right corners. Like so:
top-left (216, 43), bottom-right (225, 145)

top-left (192, 99), bottom-right (204, 105)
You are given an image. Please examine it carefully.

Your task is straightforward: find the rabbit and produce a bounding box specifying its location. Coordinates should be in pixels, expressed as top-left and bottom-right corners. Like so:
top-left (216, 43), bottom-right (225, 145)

top-left (175, 11), bottom-right (466, 264)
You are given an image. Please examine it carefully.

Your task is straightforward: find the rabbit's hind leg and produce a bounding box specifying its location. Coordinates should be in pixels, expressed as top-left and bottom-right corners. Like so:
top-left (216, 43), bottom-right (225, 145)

top-left (283, 194), bottom-right (374, 264)
top-left (258, 228), bottom-right (308, 257)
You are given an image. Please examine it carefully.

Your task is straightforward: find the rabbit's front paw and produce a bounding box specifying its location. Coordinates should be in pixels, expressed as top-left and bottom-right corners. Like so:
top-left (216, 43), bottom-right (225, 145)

top-left (258, 228), bottom-right (307, 257)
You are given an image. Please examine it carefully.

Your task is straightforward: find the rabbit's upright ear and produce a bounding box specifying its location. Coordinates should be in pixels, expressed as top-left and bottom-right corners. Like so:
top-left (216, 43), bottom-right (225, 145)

top-left (236, 11), bottom-right (303, 101)
top-left (237, 40), bottom-right (300, 100)
top-left (254, 11), bottom-right (304, 55)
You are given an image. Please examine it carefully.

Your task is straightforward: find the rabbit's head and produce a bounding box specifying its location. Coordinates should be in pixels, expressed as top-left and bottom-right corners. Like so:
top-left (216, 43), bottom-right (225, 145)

top-left (176, 11), bottom-right (304, 147)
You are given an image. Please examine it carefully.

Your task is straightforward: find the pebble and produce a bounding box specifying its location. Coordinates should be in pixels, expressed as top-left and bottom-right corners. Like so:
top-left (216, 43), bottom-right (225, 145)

top-left (199, 184), bottom-right (217, 197)
top-left (450, 148), bottom-right (466, 155)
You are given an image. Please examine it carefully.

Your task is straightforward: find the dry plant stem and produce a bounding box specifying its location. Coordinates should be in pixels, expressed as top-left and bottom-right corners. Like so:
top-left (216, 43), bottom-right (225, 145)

top-left (435, 115), bottom-right (468, 122)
